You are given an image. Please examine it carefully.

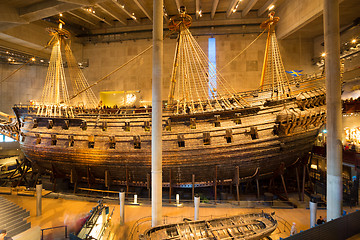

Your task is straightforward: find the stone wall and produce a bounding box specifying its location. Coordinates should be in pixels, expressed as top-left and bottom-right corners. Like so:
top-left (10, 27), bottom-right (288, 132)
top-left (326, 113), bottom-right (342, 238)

top-left (0, 32), bottom-right (316, 112)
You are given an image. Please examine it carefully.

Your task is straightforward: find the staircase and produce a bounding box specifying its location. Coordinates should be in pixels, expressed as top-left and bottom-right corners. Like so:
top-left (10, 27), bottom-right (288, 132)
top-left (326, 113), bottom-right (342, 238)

top-left (0, 196), bottom-right (31, 237)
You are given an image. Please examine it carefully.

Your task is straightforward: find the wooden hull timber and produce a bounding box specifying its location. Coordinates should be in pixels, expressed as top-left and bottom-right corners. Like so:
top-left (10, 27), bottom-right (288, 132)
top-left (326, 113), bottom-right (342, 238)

top-left (11, 76), bottom-right (326, 187)
top-left (143, 212), bottom-right (278, 240)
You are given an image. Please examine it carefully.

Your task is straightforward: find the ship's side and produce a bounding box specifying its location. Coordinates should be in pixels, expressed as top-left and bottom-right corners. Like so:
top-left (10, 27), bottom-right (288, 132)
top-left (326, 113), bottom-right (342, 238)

top-left (14, 75), bottom-right (325, 186)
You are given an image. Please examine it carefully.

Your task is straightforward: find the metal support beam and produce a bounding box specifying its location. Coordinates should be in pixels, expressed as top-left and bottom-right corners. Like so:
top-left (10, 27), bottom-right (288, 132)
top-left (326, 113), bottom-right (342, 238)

top-left (152, 0), bottom-right (163, 228)
top-left (192, 174), bottom-right (195, 200)
top-left (324, 0), bottom-right (342, 221)
top-left (169, 169), bottom-right (172, 203)
top-left (96, 3), bottom-right (127, 25)
top-left (242, 0), bottom-right (258, 17)
top-left (236, 166), bottom-right (240, 203)
top-left (133, 0), bottom-right (153, 21)
top-left (211, 0), bottom-right (219, 19)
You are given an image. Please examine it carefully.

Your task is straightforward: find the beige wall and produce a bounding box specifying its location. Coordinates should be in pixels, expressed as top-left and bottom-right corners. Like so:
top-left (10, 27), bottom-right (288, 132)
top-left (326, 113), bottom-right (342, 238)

top-left (0, 32), bottom-right (316, 112)
top-left (0, 64), bottom-right (46, 114)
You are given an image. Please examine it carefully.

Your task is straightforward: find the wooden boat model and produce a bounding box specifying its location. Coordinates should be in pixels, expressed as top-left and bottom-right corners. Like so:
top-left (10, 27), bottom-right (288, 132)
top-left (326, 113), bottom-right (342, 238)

top-left (0, 11), bottom-right (326, 190)
top-left (142, 212), bottom-right (277, 240)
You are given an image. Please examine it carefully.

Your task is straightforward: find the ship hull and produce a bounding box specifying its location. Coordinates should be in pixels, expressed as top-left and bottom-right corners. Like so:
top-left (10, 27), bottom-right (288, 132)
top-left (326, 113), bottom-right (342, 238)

top-left (13, 77), bottom-right (326, 186)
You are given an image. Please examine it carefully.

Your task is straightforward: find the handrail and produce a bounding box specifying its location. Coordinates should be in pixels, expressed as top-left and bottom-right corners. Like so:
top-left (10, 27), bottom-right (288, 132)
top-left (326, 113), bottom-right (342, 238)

top-left (274, 215), bottom-right (292, 233)
top-left (41, 225), bottom-right (67, 240)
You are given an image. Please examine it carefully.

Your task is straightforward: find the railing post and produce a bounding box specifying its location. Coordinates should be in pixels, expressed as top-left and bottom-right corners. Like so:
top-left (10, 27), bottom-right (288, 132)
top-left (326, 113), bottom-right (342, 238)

top-left (65, 226), bottom-right (68, 238)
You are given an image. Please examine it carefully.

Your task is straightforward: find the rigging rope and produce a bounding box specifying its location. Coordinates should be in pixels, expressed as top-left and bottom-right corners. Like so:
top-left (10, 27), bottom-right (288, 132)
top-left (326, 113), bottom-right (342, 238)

top-left (219, 29), bottom-right (266, 72)
top-left (68, 44), bottom-right (153, 102)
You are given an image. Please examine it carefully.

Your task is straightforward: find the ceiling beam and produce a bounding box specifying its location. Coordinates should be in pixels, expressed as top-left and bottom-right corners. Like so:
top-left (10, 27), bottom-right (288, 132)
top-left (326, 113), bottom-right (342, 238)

top-left (174, 0), bottom-right (183, 13)
top-left (67, 11), bottom-right (98, 26)
top-left (242, 0), bottom-right (258, 17)
top-left (210, 0), bottom-right (219, 20)
top-left (81, 8), bottom-right (112, 26)
top-left (133, 0), bottom-right (152, 22)
top-left (163, 3), bottom-right (169, 21)
top-left (226, 0), bottom-right (239, 18)
top-left (196, 0), bottom-right (200, 20)
top-left (95, 3), bottom-right (127, 25)
top-left (111, 0), bottom-right (140, 24)
top-left (58, 0), bottom-right (106, 4)
top-left (19, 0), bottom-right (81, 21)
top-left (257, 0), bottom-right (275, 16)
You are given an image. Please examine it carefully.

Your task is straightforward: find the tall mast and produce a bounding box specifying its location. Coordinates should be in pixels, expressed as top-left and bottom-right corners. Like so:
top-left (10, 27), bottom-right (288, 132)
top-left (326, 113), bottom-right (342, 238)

top-left (167, 6), bottom-right (248, 114)
top-left (259, 12), bottom-right (291, 100)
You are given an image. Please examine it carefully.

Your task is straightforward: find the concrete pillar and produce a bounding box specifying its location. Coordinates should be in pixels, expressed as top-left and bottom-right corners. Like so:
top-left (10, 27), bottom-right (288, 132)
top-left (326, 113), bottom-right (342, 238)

top-left (36, 182), bottom-right (42, 216)
top-left (176, 193), bottom-right (180, 206)
top-left (310, 198), bottom-right (318, 227)
top-left (151, 0), bottom-right (163, 227)
top-left (324, 0), bottom-right (342, 221)
top-left (194, 194), bottom-right (200, 221)
top-left (133, 194), bottom-right (138, 204)
top-left (119, 191), bottom-right (125, 225)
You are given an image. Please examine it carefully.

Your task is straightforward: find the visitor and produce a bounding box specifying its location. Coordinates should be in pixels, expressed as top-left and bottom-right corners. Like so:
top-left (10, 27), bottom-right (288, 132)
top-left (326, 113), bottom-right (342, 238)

top-left (317, 216), bottom-right (326, 225)
top-left (0, 230), bottom-right (13, 240)
top-left (290, 222), bottom-right (297, 236)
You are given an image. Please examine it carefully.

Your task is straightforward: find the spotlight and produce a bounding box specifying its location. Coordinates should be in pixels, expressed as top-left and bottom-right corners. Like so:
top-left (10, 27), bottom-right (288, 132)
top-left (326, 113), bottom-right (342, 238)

top-left (31, 57), bottom-right (36, 61)
top-left (59, 13), bottom-right (63, 17)
top-left (352, 39), bottom-right (357, 44)
top-left (321, 52), bottom-right (326, 57)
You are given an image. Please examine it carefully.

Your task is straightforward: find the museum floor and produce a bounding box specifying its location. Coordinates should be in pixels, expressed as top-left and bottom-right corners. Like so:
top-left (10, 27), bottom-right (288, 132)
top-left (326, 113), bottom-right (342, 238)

top-left (2, 189), bottom-right (360, 240)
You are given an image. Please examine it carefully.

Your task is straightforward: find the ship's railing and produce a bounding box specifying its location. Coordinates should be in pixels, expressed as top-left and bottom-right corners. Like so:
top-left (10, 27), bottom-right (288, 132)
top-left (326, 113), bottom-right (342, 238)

top-left (41, 225), bottom-right (68, 240)
top-left (274, 214), bottom-right (292, 234)
top-left (0, 118), bottom-right (19, 141)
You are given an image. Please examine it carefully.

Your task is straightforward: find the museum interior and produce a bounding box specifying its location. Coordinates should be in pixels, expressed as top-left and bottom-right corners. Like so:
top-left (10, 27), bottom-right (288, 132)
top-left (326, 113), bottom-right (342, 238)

top-left (0, 0), bottom-right (360, 239)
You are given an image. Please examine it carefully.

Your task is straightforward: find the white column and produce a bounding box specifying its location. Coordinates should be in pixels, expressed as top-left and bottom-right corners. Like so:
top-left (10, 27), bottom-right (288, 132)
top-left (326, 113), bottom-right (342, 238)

top-left (152, 0), bottom-right (163, 227)
top-left (324, 0), bottom-right (342, 221)
top-left (176, 194), bottom-right (180, 206)
top-left (310, 200), bottom-right (317, 227)
top-left (36, 182), bottom-right (42, 216)
top-left (194, 195), bottom-right (200, 221)
top-left (119, 191), bottom-right (125, 225)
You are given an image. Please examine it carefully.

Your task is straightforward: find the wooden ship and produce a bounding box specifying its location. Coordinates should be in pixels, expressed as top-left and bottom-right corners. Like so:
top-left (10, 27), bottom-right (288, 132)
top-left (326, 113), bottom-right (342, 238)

top-left (0, 10), bottom-right (326, 192)
top-left (142, 212), bottom-right (277, 240)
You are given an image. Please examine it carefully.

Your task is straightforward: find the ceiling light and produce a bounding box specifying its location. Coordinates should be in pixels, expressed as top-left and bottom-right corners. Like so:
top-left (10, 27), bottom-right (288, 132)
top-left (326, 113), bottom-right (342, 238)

top-left (92, 10), bottom-right (95, 13)
top-left (59, 13), bottom-right (63, 17)
top-left (121, 5), bottom-right (125, 8)
top-left (321, 52), bottom-right (326, 57)
top-left (269, 4), bottom-right (275, 11)
top-left (232, 9), bottom-right (236, 13)
top-left (31, 57), bottom-right (36, 61)
top-left (40, 59), bottom-right (44, 63)
top-left (8, 58), bottom-right (11, 61)
top-left (352, 39), bottom-right (357, 44)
